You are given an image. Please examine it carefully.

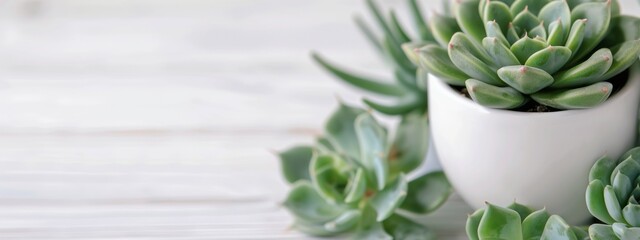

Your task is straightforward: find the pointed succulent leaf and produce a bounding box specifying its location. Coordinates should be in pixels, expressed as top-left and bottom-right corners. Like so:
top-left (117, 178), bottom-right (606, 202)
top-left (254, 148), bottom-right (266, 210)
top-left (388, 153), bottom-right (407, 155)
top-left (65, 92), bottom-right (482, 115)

top-left (531, 82), bottom-right (613, 109)
top-left (507, 23), bottom-right (521, 45)
top-left (552, 48), bottom-right (613, 88)
top-left (511, 36), bottom-right (549, 64)
top-left (311, 155), bottom-right (349, 203)
top-left (486, 21), bottom-right (510, 47)
top-left (394, 68), bottom-right (417, 88)
top-left (611, 156), bottom-right (640, 185)
top-left (370, 174), bottom-right (408, 221)
top-left (525, 46), bottom-right (572, 74)
top-left (355, 113), bottom-right (388, 190)
top-left (528, 23), bottom-right (547, 40)
top-left (363, 94), bottom-right (422, 116)
top-left (402, 42), bottom-right (427, 66)
top-left (498, 65), bottom-right (554, 94)
top-left (483, 37), bottom-right (521, 67)
top-left (284, 181), bottom-right (348, 223)
top-left (416, 44), bottom-right (469, 86)
top-left (400, 171), bottom-right (452, 214)
top-left (429, 13), bottom-right (462, 47)
top-left (590, 156), bottom-right (617, 184)
top-left (312, 53), bottom-right (405, 97)
top-left (508, 202), bottom-right (534, 221)
top-left (587, 180), bottom-right (617, 224)
top-left (603, 15), bottom-right (640, 47)
top-left (547, 19), bottom-right (565, 46)
top-left (354, 16), bottom-right (383, 53)
top-left (565, 19), bottom-right (587, 60)
top-left (621, 147), bottom-right (640, 163)
top-left (612, 223), bottom-right (640, 239)
top-left (513, 8), bottom-right (541, 31)
top-left (408, 0), bottom-right (435, 42)
top-left (365, 0), bottom-right (400, 45)
top-left (539, 215), bottom-right (577, 240)
top-left (449, 35), bottom-right (503, 86)
top-left (589, 224), bottom-right (618, 240)
top-left (538, 0), bottom-right (571, 37)
top-left (569, 1), bottom-right (611, 63)
top-left (279, 146), bottom-right (314, 184)
top-left (477, 203), bottom-right (523, 240)
top-left (389, 10), bottom-right (412, 44)
top-left (466, 208), bottom-right (485, 240)
top-left (352, 221), bottom-right (392, 240)
top-left (344, 168), bottom-right (367, 203)
top-left (457, 0), bottom-right (485, 41)
top-left (572, 226), bottom-right (590, 240)
top-left (522, 208), bottom-right (551, 240)
top-left (483, 1), bottom-right (512, 33)
top-left (325, 103), bottom-right (365, 160)
top-left (389, 112), bottom-right (428, 173)
top-left (382, 37), bottom-right (416, 75)
top-left (316, 137), bottom-right (335, 154)
top-left (598, 40), bottom-right (640, 82)
top-left (466, 79), bottom-right (526, 109)
top-left (510, 0), bottom-right (551, 16)
top-left (383, 214), bottom-right (436, 240)
top-left (450, 32), bottom-right (495, 64)
top-left (623, 203), bottom-right (640, 227)
top-left (604, 185), bottom-right (626, 223)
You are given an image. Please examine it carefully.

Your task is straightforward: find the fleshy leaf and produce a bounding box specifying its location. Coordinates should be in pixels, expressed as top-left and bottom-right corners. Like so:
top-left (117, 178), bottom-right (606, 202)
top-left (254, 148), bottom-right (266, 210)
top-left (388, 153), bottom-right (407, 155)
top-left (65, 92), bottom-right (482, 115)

top-left (539, 215), bottom-right (577, 240)
top-left (551, 48), bottom-right (613, 88)
top-left (483, 1), bottom-right (512, 33)
top-left (525, 46), bottom-right (572, 74)
top-left (483, 37), bottom-right (520, 67)
top-left (354, 16), bottom-right (383, 53)
top-left (486, 20), bottom-right (510, 47)
top-left (408, 0), bottom-right (434, 42)
top-left (389, 112), bottom-right (428, 173)
top-left (466, 79), bottom-right (526, 109)
top-left (510, 36), bottom-right (549, 64)
top-left (325, 103), bottom-right (365, 160)
top-left (512, 8), bottom-right (541, 31)
top-left (382, 37), bottom-right (416, 75)
top-left (510, 0), bottom-right (550, 16)
top-left (466, 208), bottom-right (485, 240)
top-left (370, 174), bottom-right (408, 221)
top-left (311, 155), bottom-right (348, 203)
top-left (597, 40), bottom-right (640, 82)
top-left (389, 10), bottom-right (412, 43)
top-left (497, 65), bottom-right (554, 94)
top-left (538, 0), bottom-right (571, 39)
top-left (344, 168), bottom-right (367, 203)
top-left (622, 147), bottom-right (640, 163)
top-left (449, 34), bottom-right (503, 86)
top-left (589, 224), bottom-right (618, 240)
top-left (531, 82), bottom-right (613, 109)
top-left (400, 171), bottom-right (452, 214)
top-left (365, 0), bottom-right (400, 45)
top-left (383, 214), bottom-right (436, 240)
top-left (457, 0), bottom-right (485, 41)
top-left (477, 203), bottom-right (523, 240)
top-left (429, 12), bottom-right (462, 47)
top-left (569, 1), bottom-right (611, 63)
top-left (586, 180), bottom-right (616, 224)
top-left (528, 23), bottom-right (547, 40)
top-left (363, 93), bottom-right (423, 116)
top-left (279, 146), bottom-right (314, 184)
top-left (284, 181), bottom-right (348, 223)
top-left (316, 137), bottom-right (336, 154)
top-left (604, 185), bottom-right (625, 223)
top-left (613, 223), bottom-right (640, 239)
top-left (590, 156), bottom-right (617, 185)
top-left (623, 203), bottom-right (640, 227)
top-left (547, 19), bottom-right (565, 46)
top-left (416, 44), bottom-right (469, 86)
top-left (355, 113), bottom-right (388, 190)
top-left (565, 19), bottom-right (587, 60)
top-left (508, 202), bottom-right (534, 221)
top-left (522, 208), bottom-right (551, 240)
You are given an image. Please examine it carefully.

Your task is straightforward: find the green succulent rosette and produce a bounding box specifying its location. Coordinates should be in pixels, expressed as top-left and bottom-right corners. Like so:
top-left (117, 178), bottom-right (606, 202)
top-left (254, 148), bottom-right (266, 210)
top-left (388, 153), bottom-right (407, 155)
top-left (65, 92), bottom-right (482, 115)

top-left (586, 147), bottom-right (640, 239)
top-left (410, 0), bottom-right (640, 110)
top-left (278, 103), bottom-right (452, 239)
top-left (467, 202), bottom-right (589, 240)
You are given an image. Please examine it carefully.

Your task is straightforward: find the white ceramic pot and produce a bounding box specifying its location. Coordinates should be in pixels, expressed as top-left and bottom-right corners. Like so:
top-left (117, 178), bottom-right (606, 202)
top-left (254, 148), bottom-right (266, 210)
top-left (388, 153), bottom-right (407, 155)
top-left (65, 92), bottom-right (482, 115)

top-left (428, 63), bottom-right (640, 225)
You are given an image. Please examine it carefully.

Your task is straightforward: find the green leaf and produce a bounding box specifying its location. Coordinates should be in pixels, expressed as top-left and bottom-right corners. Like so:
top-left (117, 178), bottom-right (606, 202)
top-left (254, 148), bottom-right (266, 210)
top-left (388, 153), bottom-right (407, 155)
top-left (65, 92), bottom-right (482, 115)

top-left (344, 168), bottom-right (367, 203)
top-left (528, 23), bottom-right (547, 40)
top-left (510, 36), bottom-right (549, 64)
top-left (383, 214), bottom-right (436, 240)
top-left (284, 181), bottom-right (348, 223)
top-left (402, 42), bottom-right (427, 66)
top-left (279, 146), bottom-right (314, 184)
top-left (408, 0), bottom-right (435, 42)
top-left (449, 34), bottom-right (503, 86)
top-left (483, 1), bottom-right (513, 33)
top-left (497, 65), bottom-right (554, 94)
top-left (507, 202), bottom-right (533, 221)
top-left (540, 215), bottom-right (577, 240)
top-left (311, 154), bottom-right (348, 203)
top-left (507, 23), bottom-right (521, 45)
top-left (525, 46), bottom-right (572, 74)
top-left (547, 19), bottom-right (565, 46)
top-left (325, 103), bottom-right (365, 160)
top-left (586, 180), bottom-right (616, 224)
top-left (604, 185), bottom-right (625, 223)
top-left (294, 210), bottom-right (361, 236)
top-left (569, 1), bottom-right (611, 63)
top-left (512, 8), bottom-right (541, 31)
top-left (466, 79), bottom-right (526, 109)
top-left (382, 36), bottom-right (416, 75)
top-left (565, 19), bottom-right (587, 60)
top-left (429, 12), bottom-right (462, 47)
top-left (551, 48), bottom-right (613, 88)
top-left (389, 10), bottom-right (412, 43)
top-left (457, 0), bottom-right (485, 41)
top-left (572, 226), bottom-right (590, 240)
top-left (611, 156), bottom-right (640, 186)
top-left (510, 0), bottom-right (551, 16)
top-left (467, 208), bottom-right (485, 240)
top-left (363, 94), bottom-right (423, 116)
top-left (623, 203), bottom-right (640, 227)
top-left (538, 0), bottom-right (571, 39)
top-left (389, 112), bottom-right (428, 173)
top-left (370, 174), bottom-right (408, 221)
top-left (366, 0), bottom-right (400, 45)
top-left (316, 137), bottom-right (336, 154)
top-left (611, 159), bottom-right (640, 203)
top-left (400, 171), bottom-right (452, 214)
top-left (602, 15), bottom-right (640, 47)
top-left (589, 156), bottom-right (617, 185)
top-left (597, 40), bottom-right (640, 82)
top-left (312, 53), bottom-right (405, 96)
top-left (531, 82), bottom-right (613, 109)
top-left (589, 224), bottom-right (618, 240)
top-left (483, 37), bottom-right (521, 67)
top-left (354, 15), bottom-right (383, 53)
top-left (522, 208), bottom-right (551, 240)
top-left (621, 147), bottom-right (640, 163)
top-left (478, 203), bottom-right (524, 240)
top-left (355, 113), bottom-right (388, 190)
top-left (613, 223), bottom-right (640, 239)
top-left (486, 20), bottom-right (510, 47)
top-left (416, 44), bottom-right (469, 86)
top-left (352, 221), bottom-right (392, 240)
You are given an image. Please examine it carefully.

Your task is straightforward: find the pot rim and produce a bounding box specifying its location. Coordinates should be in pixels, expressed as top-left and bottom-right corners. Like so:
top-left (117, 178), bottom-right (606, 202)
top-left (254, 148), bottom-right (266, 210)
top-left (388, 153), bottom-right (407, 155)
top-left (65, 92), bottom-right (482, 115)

top-left (429, 63), bottom-right (640, 117)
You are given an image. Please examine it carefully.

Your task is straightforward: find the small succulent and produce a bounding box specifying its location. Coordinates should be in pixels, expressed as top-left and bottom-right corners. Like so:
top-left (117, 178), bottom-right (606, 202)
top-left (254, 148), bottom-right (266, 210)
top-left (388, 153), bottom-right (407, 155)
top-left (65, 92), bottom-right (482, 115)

top-left (466, 202), bottom-right (589, 240)
top-left (311, 0), bottom-right (442, 116)
top-left (278, 103), bottom-right (452, 238)
top-left (410, 0), bottom-right (640, 110)
top-left (586, 147), bottom-right (640, 239)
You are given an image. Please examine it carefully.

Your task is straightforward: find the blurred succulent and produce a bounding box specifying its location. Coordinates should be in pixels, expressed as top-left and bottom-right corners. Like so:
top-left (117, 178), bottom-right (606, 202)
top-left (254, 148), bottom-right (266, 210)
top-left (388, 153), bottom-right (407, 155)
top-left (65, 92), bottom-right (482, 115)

top-left (278, 103), bottom-right (452, 238)
top-left (311, 0), bottom-right (445, 115)
top-left (466, 202), bottom-right (589, 240)
top-left (410, 0), bottom-right (640, 110)
top-left (586, 147), bottom-right (640, 239)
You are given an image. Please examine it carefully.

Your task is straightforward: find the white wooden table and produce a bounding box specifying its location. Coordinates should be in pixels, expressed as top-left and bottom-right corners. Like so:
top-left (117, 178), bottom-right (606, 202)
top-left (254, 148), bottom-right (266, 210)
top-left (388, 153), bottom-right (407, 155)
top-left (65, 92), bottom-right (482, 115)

top-left (0, 0), bottom-right (637, 239)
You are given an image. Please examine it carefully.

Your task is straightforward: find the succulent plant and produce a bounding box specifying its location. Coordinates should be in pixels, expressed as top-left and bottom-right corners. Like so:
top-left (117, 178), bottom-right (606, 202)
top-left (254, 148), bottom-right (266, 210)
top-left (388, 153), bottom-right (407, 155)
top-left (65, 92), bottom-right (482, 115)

top-left (466, 202), bottom-right (589, 240)
top-left (311, 0), bottom-right (443, 115)
top-left (410, 0), bottom-right (640, 110)
top-left (586, 147), bottom-right (640, 239)
top-left (278, 103), bottom-right (452, 238)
